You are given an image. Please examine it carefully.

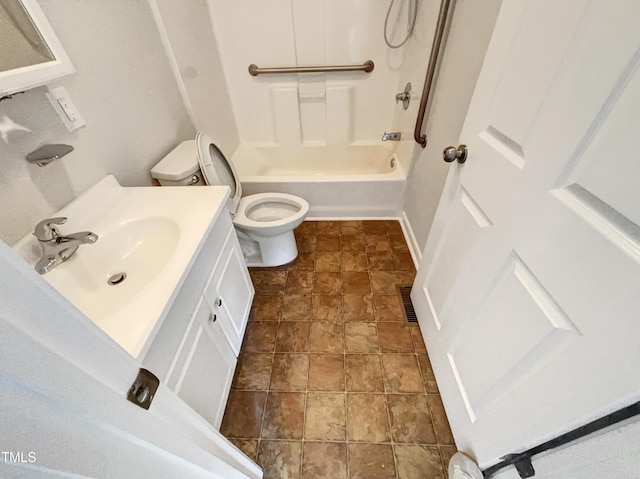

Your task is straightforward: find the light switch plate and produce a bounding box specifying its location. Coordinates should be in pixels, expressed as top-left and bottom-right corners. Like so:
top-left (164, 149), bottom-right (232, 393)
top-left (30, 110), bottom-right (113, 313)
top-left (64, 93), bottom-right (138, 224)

top-left (46, 86), bottom-right (86, 132)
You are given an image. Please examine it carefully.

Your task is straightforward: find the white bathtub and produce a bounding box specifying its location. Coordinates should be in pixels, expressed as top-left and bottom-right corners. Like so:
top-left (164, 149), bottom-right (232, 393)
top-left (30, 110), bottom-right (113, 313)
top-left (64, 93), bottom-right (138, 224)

top-left (232, 144), bottom-right (406, 217)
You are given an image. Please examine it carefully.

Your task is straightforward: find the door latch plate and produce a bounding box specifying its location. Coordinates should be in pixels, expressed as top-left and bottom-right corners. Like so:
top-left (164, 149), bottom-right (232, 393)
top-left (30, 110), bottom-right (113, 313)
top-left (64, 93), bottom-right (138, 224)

top-left (127, 368), bottom-right (159, 410)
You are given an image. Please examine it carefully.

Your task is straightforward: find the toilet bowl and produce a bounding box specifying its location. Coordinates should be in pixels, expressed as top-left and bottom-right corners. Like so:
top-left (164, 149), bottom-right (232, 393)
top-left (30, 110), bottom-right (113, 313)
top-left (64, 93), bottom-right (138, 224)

top-left (151, 132), bottom-right (309, 267)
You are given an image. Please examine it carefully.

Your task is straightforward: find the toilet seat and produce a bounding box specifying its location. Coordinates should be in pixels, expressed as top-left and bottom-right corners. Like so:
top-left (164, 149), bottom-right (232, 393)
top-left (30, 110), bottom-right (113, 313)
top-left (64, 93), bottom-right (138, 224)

top-left (196, 131), bottom-right (242, 215)
top-left (234, 193), bottom-right (309, 233)
top-left (195, 132), bottom-right (308, 230)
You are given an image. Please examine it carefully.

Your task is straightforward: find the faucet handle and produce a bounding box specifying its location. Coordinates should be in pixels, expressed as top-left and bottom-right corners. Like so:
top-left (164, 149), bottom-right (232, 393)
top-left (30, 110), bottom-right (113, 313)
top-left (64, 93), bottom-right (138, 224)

top-left (34, 217), bottom-right (67, 241)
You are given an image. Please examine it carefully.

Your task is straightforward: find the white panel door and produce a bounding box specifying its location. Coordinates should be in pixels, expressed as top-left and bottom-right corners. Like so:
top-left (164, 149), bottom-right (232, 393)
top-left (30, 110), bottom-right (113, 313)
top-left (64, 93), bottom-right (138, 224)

top-left (411, 0), bottom-right (640, 468)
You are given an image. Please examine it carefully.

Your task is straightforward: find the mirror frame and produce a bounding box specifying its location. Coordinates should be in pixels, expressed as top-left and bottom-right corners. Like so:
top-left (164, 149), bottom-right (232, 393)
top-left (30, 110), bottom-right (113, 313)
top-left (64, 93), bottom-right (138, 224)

top-left (0, 0), bottom-right (75, 96)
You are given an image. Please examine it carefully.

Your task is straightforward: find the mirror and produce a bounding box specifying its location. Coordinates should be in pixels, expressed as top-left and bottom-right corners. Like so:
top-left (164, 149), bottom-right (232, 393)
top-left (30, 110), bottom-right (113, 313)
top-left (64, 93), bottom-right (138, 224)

top-left (0, 0), bottom-right (74, 96)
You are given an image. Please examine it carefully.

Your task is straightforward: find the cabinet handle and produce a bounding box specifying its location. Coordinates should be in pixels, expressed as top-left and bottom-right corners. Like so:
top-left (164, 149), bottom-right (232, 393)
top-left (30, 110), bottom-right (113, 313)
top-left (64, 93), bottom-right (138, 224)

top-left (209, 313), bottom-right (217, 323)
top-left (215, 298), bottom-right (222, 307)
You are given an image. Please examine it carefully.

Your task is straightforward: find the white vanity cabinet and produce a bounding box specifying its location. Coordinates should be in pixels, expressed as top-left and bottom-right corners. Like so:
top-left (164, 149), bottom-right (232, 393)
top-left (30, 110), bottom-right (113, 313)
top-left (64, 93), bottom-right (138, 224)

top-left (169, 297), bottom-right (236, 428)
top-left (142, 210), bottom-right (254, 429)
top-left (203, 228), bottom-right (254, 356)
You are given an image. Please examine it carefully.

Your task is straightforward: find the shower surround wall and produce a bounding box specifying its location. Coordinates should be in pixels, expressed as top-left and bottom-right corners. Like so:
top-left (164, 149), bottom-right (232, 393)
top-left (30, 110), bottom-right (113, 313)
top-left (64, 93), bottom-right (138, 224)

top-left (207, 0), bottom-right (413, 148)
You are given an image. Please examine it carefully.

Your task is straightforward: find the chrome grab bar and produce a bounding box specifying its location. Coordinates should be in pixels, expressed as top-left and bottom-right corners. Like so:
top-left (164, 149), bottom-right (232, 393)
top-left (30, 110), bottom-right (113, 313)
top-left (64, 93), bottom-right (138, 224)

top-left (248, 60), bottom-right (374, 76)
top-left (414, 0), bottom-right (454, 148)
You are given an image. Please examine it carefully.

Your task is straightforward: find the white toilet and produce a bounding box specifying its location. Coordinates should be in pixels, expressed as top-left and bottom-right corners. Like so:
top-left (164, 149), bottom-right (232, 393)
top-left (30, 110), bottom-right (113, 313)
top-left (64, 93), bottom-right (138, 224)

top-left (151, 132), bottom-right (309, 267)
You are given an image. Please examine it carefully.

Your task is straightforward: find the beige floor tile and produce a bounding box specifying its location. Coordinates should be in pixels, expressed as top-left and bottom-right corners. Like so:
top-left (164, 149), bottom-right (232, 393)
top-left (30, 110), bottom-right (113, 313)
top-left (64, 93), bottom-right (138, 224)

top-left (393, 251), bottom-right (416, 272)
top-left (252, 270), bottom-right (287, 295)
top-left (365, 234), bottom-right (391, 252)
top-left (220, 390), bottom-right (267, 438)
top-left (394, 445), bottom-right (445, 479)
top-left (427, 394), bottom-right (456, 445)
top-left (233, 353), bottom-right (273, 390)
top-left (342, 271), bottom-right (371, 294)
top-left (341, 251), bottom-right (369, 271)
top-left (370, 271), bottom-right (398, 295)
top-left (396, 270), bottom-right (416, 285)
top-left (345, 354), bottom-right (384, 392)
top-left (382, 354), bottom-right (424, 393)
top-left (348, 443), bottom-right (396, 479)
top-left (304, 392), bottom-right (346, 441)
top-left (316, 221), bottom-right (342, 235)
top-left (270, 353), bottom-right (309, 391)
top-left (341, 234), bottom-right (366, 252)
top-left (261, 392), bottom-right (306, 440)
top-left (367, 251), bottom-right (396, 271)
top-left (377, 322), bottom-right (415, 352)
top-left (340, 220), bottom-right (363, 235)
top-left (347, 393), bottom-right (390, 442)
top-left (313, 272), bottom-right (342, 294)
top-left (317, 234), bottom-right (341, 252)
top-left (302, 442), bottom-right (347, 479)
top-left (296, 235), bottom-right (317, 253)
top-left (276, 322), bottom-right (310, 352)
top-left (308, 353), bottom-right (344, 391)
top-left (250, 295), bottom-right (282, 321)
top-left (362, 220), bottom-right (387, 234)
top-left (315, 251), bottom-right (342, 272)
top-left (288, 252), bottom-right (315, 271)
top-left (228, 438), bottom-right (259, 461)
top-left (281, 294), bottom-right (313, 321)
top-left (257, 441), bottom-right (302, 479)
top-left (309, 322), bottom-right (344, 353)
top-left (343, 294), bottom-right (374, 322)
top-left (344, 322), bottom-right (379, 353)
top-left (373, 294), bottom-right (405, 322)
top-left (295, 221), bottom-right (317, 236)
top-left (286, 271), bottom-right (314, 294)
top-left (417, 354), bottom-right (440, 394)
top-left (243, 322), bottom-right (278, 352)
top-left (387, 394), bottom-right (437, 444)
top-left (410, 326), bottom-right (428, 353)
top-left (384, 220), bottom-right (403, 236)
top-left (312, 295), bottom-right (342, 321)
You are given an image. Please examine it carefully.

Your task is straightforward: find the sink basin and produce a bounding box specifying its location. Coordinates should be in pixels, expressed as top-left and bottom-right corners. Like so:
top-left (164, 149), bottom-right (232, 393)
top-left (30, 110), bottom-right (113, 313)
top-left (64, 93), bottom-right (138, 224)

top-left (14, 175), bottom-right (230, 357)
top-left (45, 217), bottom-right (180, 320)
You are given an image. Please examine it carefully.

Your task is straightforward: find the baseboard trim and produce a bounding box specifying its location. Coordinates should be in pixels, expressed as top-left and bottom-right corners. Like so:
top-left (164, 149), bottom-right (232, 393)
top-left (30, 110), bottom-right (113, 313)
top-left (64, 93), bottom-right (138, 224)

top-left (400, 211), bottom-right (422, 267)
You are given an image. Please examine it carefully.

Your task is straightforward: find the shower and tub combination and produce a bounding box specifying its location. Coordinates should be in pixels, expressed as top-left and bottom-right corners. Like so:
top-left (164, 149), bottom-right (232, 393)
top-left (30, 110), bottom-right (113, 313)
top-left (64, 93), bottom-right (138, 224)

top-left (187, 0), bottom-right (429, 219)
top-left (233, 143), bottom-right (405, 217)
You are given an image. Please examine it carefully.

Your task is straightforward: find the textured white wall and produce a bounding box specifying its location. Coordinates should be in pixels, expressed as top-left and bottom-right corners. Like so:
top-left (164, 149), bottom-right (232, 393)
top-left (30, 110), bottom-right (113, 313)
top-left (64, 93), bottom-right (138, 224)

top-left (152, 0), bottom-right (239, 154)
top-left (400, 0), bottom-right (503, 254)
top-left (0, 0), bottom-right (195, 245)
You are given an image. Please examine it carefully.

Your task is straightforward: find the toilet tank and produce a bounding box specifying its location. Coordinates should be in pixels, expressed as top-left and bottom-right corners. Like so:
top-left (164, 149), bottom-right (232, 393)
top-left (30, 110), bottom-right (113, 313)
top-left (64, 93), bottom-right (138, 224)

top-left (151, 140), bottom-right (203, 186)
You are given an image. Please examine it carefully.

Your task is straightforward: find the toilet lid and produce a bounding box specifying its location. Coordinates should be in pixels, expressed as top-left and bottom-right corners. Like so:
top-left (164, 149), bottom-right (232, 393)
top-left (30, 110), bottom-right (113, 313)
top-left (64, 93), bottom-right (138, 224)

top-left (196, 131), bottom-right (242, 215)
top-left (448, 453), bottom-right (483, 479)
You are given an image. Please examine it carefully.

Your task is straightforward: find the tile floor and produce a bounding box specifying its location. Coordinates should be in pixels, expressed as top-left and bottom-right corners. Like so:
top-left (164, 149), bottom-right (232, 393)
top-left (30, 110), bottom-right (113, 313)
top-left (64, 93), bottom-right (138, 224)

top-left (221, 220), bottom-right (456, 479)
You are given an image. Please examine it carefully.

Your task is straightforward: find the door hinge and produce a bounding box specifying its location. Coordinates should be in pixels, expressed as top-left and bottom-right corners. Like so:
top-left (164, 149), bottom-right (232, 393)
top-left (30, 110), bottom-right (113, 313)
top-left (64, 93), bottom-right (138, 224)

top-left (127, 368), bottom-right (159, 410)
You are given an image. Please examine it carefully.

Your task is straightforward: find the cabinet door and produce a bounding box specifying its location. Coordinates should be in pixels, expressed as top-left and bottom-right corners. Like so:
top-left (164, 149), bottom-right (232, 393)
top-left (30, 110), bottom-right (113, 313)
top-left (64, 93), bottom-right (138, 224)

top-left (204, 231), bottom-right (254, 356)
top-left (172, 298), bottom-right (236, 429)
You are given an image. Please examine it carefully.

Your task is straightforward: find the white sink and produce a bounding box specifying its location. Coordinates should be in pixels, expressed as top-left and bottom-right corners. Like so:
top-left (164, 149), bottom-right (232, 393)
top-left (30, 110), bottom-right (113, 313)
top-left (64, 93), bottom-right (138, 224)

top-left (47, 216), bottom-right (180, 320)
top-left (14, 175), bottom-right (230, 357)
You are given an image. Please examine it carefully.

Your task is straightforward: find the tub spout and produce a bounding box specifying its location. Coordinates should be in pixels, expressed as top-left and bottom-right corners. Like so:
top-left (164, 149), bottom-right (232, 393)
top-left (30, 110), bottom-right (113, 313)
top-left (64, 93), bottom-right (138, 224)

top-left (381, 131), bottom-right (401, 141)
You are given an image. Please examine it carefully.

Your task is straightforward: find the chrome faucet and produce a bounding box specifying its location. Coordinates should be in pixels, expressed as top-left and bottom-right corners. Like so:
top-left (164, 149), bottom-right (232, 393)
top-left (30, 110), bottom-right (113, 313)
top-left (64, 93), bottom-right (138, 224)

top-left (381, 131), bottom-right (401, 141)
top-left (33, 217), bottom-right (98, 274)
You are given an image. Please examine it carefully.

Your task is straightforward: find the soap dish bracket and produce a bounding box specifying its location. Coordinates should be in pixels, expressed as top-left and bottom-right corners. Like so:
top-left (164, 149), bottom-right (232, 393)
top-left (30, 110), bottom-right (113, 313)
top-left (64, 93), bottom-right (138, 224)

top-left (26, 144), bottom-right (74, 167)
